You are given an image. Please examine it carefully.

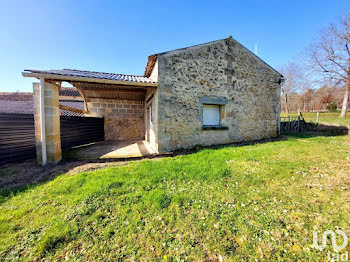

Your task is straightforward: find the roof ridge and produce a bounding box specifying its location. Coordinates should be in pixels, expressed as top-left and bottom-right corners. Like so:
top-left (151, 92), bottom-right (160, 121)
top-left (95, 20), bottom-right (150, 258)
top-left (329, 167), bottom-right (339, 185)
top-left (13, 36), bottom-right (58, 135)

top-left (150, 37), bottom-right (228, 56)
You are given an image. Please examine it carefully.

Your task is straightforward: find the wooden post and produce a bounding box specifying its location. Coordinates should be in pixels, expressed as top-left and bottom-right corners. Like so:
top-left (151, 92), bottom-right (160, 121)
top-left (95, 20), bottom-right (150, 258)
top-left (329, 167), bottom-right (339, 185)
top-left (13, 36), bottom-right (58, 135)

top-left (316, 111), bottom-right (320, 125)
top-left (288, 115), bottom-right (291, 132)
top-left (297, 116), bottom-right (300, 132)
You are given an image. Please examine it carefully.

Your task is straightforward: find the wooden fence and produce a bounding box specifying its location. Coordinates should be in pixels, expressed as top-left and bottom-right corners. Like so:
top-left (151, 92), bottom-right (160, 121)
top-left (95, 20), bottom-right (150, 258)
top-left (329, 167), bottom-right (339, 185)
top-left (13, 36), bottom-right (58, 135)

top-left (0, 114), bottom-right (104, 165)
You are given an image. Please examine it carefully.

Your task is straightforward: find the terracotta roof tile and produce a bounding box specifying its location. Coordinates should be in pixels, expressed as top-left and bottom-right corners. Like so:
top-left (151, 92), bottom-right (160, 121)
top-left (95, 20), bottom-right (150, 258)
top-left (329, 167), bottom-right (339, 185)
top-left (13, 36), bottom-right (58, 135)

top-left (0, 100), bottom-right (33, 114)
top-left (59, 87), bottom-right (81, 97)
top-left (0, 100), bottom-right (84, 117)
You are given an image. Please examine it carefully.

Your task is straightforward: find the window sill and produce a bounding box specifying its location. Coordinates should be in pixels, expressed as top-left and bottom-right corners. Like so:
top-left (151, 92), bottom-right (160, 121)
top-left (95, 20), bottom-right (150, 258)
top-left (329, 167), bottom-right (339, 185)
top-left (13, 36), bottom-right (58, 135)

top-left (202, 126), bottom-right (228, 130)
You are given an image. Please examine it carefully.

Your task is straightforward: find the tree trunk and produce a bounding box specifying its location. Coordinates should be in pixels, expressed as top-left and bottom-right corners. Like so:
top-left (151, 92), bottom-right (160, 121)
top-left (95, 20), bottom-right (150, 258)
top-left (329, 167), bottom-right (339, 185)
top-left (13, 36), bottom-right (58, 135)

top-left (285, 94), bottom-right (289, 114)
top-left (339, 61), bottom-right (350, 118)
top-left (339, 86), bottom-right (349, 117)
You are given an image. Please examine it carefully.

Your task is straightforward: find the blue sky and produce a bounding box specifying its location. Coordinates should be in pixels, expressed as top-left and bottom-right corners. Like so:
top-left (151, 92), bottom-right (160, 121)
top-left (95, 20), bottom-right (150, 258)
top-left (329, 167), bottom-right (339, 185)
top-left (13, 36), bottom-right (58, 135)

top-left (0, 0), bottom-right (349, 92)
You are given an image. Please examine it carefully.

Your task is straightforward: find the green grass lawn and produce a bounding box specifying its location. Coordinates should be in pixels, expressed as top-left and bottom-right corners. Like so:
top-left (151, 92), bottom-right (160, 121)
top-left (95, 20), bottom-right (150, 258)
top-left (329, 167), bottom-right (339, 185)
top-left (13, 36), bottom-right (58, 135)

top-left (281, 111), bottom-right (350, 126)
top-left (1, 134), bottom-right (350, 261)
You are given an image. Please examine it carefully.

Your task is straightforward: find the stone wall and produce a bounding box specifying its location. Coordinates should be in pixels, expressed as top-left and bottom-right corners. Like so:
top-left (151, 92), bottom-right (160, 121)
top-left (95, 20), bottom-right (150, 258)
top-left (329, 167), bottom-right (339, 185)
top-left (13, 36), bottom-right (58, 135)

top-left (155, 37), bottom-right (282, 152)
top-left (88, 98), bottom-right (144, 141)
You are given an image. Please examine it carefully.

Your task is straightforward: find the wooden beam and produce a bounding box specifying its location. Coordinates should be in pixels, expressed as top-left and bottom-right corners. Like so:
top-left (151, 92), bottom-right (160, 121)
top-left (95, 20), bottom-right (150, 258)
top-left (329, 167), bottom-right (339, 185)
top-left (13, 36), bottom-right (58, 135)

top-left (22, 72), bottom-right (158, 87)
top-left (82, 88), bottom-right (147, 94)
top-left (145, 88), bottom-right (155, 103)
top-left (59, 95), bottom-right (84, 101)
top-left (59, 104), bottom-right (89, 115)
top-left (74, 85), bottom-right (90, 112)
top-left (71, 82), bottom-right (150, 92)
top-left (46, 80), bottom-right (62, 88)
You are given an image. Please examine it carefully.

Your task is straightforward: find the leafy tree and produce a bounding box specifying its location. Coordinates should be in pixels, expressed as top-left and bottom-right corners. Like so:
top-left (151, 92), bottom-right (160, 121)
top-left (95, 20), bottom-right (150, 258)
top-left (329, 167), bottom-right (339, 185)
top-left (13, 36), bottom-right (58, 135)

top-left (327, 101), bottom-right (338, 111)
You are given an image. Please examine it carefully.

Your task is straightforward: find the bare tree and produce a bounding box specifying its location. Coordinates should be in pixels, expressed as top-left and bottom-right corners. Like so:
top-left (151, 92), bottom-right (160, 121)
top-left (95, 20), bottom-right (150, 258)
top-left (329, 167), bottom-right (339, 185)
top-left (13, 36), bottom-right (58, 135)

top-left (320, 93), bottom-right (335, 108)
top-left (279, 63), bottom-right (303, 114)
top-left (302, 88), bottom-right (315, 112)
top-left (305, 13), bottom-right (350, 117)
top-left (280, 85), bottom-right (346, 112)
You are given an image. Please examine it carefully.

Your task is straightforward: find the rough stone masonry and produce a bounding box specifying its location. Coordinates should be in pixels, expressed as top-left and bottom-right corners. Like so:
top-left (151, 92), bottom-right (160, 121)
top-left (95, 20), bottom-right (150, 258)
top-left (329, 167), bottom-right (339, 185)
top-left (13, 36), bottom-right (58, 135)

top-left (152, 37), bottom-right (282, 152)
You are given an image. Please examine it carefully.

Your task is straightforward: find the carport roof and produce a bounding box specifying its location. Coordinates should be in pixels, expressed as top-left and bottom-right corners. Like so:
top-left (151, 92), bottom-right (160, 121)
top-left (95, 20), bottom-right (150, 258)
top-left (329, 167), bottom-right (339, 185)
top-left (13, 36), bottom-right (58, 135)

top-left (22, 69), bottom-right (158, 87)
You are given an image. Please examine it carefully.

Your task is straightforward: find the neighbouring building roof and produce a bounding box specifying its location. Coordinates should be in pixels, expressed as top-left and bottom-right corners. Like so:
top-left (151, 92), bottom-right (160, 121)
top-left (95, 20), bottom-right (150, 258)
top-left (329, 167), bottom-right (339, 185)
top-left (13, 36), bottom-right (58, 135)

top-left (0, 100), bottom-right (84, 117)
top-left (59, 87), bottom-right (81, 97)
top-left (0, 100), bottom-right (84, 116)
top-left (0, 100), bottom-right (34, 115)
top-left (59, 101), bottom-right (84, 116)
top-left (0, 89), bottom-right (84, 117)
top-left (23, 69), bottom-right (157, 85)
top-left (0, 88), bottom-right (81, 100)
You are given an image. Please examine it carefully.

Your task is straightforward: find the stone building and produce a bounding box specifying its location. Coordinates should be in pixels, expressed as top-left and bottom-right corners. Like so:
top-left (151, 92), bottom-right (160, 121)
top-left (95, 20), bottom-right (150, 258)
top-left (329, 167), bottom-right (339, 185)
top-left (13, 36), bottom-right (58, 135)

top-left (23, 37), bottom-right (283, 164)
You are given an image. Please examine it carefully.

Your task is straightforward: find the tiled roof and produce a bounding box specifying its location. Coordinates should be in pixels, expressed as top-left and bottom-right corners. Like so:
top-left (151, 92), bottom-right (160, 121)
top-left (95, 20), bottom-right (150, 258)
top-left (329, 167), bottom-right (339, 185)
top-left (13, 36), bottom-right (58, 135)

top-left (59, 101), bottom-right (84, 117)
top-left (0, 88), bottom-right (81, 100)
top-left (24, 69), bottom-right (157, 84)
top-left (59, 87), bottom-right (81, 97)
top-left (0, 100), bottom-right (84, 117)
top-left (0, 100), bottom-right (34, 114)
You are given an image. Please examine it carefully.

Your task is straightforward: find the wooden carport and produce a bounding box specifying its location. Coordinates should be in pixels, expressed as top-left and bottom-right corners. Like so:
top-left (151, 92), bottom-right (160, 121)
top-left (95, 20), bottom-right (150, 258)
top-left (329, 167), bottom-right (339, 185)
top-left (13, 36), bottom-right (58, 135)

top-left (22, 69), bottom-right (157, 165)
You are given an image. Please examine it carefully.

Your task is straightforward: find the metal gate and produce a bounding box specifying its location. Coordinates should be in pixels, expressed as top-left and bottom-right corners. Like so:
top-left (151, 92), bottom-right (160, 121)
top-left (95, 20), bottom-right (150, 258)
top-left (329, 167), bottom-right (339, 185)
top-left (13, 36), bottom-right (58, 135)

top-left (280, 116), bottom-right (301, 133)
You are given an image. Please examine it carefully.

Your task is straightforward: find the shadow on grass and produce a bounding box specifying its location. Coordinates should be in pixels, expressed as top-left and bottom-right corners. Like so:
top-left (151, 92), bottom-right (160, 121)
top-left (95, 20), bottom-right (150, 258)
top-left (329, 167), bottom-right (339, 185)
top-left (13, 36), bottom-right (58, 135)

top-left (0, 159), bottom-right (92, 203)
top-left (0, 136), bottom-right (286, 202)
top-left (287, 123), bottom-right (349, 138)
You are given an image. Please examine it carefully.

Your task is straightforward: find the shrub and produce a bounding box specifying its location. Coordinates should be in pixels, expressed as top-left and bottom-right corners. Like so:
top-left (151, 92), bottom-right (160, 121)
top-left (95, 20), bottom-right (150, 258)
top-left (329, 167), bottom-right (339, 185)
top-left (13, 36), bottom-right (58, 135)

top-left (326, 101), bottom-right (337, 111)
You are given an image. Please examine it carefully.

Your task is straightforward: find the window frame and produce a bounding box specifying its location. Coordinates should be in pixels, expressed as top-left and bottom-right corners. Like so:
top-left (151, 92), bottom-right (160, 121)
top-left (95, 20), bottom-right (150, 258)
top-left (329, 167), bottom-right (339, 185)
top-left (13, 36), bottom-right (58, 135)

top-left (199, 96), bottom-right (229, 130)
top-left (202, 104), bottom-right (221, 127)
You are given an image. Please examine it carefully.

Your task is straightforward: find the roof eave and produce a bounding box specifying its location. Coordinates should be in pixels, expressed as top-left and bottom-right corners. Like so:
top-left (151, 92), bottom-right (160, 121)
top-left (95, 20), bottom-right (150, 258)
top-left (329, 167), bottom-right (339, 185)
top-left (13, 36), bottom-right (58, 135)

top-left (22, 72), bottom-right (158, 87)
top-left (144, 55), bottom-right (157, 77)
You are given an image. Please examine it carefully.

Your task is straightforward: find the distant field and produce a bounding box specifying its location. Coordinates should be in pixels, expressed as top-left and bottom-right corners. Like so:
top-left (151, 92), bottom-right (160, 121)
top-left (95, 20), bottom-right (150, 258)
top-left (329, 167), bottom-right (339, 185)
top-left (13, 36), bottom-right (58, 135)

top-left (281, 111), bottom-right (350, 126)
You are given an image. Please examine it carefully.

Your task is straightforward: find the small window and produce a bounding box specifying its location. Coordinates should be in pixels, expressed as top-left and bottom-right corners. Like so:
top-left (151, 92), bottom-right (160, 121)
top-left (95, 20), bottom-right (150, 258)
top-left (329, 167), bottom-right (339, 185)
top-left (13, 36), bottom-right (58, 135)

top-left (203, 104), bottom-right (220, 126)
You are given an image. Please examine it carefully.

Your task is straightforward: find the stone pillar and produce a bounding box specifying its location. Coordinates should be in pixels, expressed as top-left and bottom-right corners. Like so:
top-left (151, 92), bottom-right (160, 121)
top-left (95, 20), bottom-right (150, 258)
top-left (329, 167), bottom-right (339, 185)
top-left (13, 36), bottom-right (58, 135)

top-left (33, 83), bottom-right (42, 164)
top-left (33, 80), bottom-right (62, 164)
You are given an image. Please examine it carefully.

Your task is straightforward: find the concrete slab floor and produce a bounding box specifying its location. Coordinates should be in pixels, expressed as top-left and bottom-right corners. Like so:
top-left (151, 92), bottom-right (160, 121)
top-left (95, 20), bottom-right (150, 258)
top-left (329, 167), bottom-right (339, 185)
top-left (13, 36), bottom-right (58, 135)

top-left (65, 140), bottom-right (156, 160)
